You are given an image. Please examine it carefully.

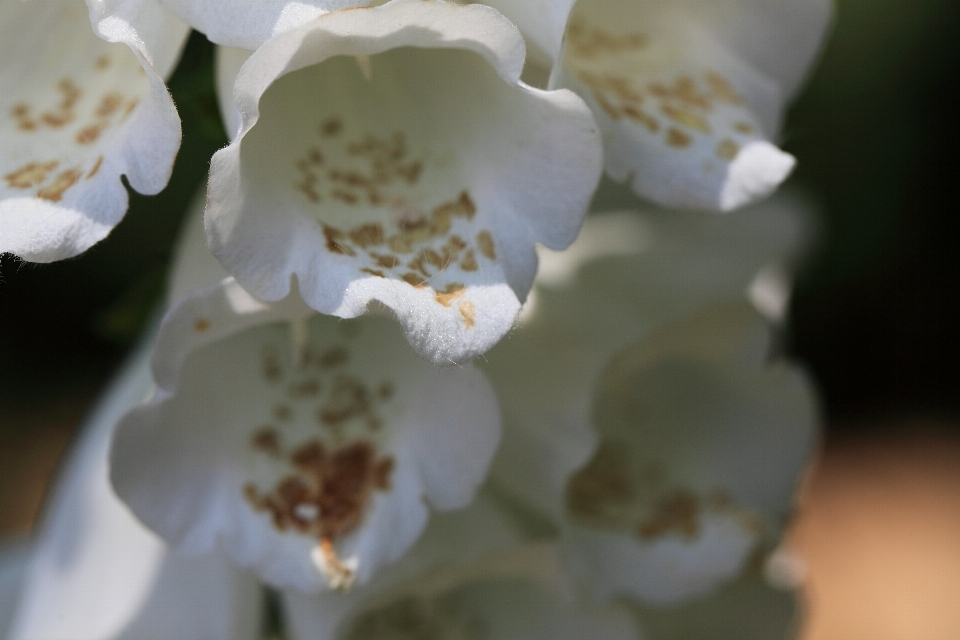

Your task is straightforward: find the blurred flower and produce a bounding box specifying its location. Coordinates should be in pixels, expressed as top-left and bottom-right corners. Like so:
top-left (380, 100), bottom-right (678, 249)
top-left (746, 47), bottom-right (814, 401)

top-left (206, 0), bottom-right (602, 364)
top-left (0, 0), bottom-right (187, 261)
top-left (483, 0), bottom-right (832, 211)
top-left (482, 192), bottom-right (819, 604)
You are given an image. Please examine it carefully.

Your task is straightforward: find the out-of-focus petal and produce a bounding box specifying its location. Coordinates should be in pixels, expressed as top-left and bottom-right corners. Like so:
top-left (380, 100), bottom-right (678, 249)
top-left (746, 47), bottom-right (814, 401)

top-left (0, 0), bottom-right (187, 261)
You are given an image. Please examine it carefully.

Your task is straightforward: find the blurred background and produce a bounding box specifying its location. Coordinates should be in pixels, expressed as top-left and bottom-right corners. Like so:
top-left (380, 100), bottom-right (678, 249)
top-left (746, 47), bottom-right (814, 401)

top-left (2, 0), bottom-right (959, 637)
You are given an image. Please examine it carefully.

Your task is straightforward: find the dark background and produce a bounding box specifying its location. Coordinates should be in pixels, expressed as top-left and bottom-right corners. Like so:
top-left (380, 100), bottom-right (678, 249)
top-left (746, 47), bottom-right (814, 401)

top-left (2, 0), bottom-right (959, 461)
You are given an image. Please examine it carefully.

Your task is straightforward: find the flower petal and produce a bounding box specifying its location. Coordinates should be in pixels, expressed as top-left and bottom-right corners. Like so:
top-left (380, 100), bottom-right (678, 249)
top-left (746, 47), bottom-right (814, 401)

top-left (206, 0), bottom-right (602, 364)
top-left (561, 302), bottom-right (819, 604)
top-left (0, 0), bottom-right (187, 262)
top-left (556, 0), bottom-right (802, 211)
top-left (480, 0), bottom-right (577, 64)
top-left (8, 338), bottom-right (263, 640)
top-left (113, 295), bottom-right (501, 593)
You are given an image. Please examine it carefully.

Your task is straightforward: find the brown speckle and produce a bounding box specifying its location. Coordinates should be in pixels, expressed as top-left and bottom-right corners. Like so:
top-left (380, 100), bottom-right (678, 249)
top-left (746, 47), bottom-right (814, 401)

top-left (361, 268), bottom-right (386, 278)
top-left (95, 54), bottom-right (111, 70)
top-left (401, 272), bottom-right (428, 288)
top-left (624, 105), bottom-right (659, 132)
top-left (323, 224), bottom-right (356, 256)
top-left (320, 117), bottom-right (343, 137)
top-left (637, 490), bottom-right (701, 541)
top-left (348, 223), bottom-right (384, 248)
top-left (75, 122), bottom-right (108, 145)
top-left (660, 104), bottom-right (710, 133)
top-left (705, 72), bottom-right (743, 105)
top-left (194, 318), bottom-right (210, 332)
top-left (251, 427), bottom-right (282, 457)
top-left (476, 231), bottom-right (496, 261)
top-left (459, 249), bottom-right (478, 272)
top-left (86, 155), bottom-right (104, 179)
top-left (372, 253), bottom-right (400, 269)
top-left (318, 347), bottom-right (348, 369)
top-left (734, 121), bottom-right (754, 135)
top-left (665, 128), bottom-right (692, 149)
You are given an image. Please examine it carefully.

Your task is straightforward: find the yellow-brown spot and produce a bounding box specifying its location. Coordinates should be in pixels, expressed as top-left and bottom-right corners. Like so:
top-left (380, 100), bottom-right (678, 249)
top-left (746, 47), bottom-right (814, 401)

top-left (348, 223), bottom-right (384, 248)
top-left (4, 160), bottom-right (58, 190)
top-left (317, 376), bottom-right (370, 428)
top-left (95, 93), bottom-right (125, 118)
top-left (94, 54), bottom-right (111, 70)
top-left (734, 121), bottom-right (755, 135)
top-left (458, 300), bottom-right (475, 329)
top-left (623, 105), bottom-right (660, 132)
top-left (566, 18), bottom-right (649, 59)
top-left (660, 104), bottom-right (711, 133)
top-left (716, 138), bottom-right (740, 161)
top-left (459, 249), bottom-right (478, 272)
top-left (75, 122), bottom-right (108, 145)
top-left (434, 283), bottom-right (466, 307)
top-left (36, 168), bottom-right (82, 201)
top-left (371, 253), bottom-right (400, 269)
top-left (665, 127), bottom-right (693, 149)
top-left (193, 318), bottom-right (210, 332)
top-left (705, 72), bottom-right (743, 105)
top-left (318, 347), bottom-right (348, 369)
top-left (361, 268), bottom-right (386, 278)
top-left (476, 230), bottom-right (496, 261)
top-left (320, 117), bottom-right (343, 137)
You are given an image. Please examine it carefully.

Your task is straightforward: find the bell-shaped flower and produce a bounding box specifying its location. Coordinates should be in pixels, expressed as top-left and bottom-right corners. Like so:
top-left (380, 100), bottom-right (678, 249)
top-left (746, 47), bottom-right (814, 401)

top-left (111, 278), bottom-right (502, 593)
top-left (7, 337), bottom-right (263, 640)
top-left (206, 0), bottom-right (603, 365)
top-left (0, 0), bottom-right (188, 262)
top-left (561, 302), bottom-right (818, 604)
top-left (483, 0), bottom-right (832, 211)
top-left (282, 495), bottom-right (640, 640)
top-left (482, 194), bottom-right (819, 605)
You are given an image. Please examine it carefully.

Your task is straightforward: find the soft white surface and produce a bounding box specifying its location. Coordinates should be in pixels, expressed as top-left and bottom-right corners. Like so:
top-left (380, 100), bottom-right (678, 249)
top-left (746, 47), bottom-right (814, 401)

top-left (0, 0), bottom-right (187, 261)
top-left (206, 0), bottom-right (602, 364)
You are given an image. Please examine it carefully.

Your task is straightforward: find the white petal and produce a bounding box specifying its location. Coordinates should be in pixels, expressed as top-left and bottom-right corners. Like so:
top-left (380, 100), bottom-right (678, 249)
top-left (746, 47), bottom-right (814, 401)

top-left (206, 0), bottom-right (602, 364)
top-left (113, 302), bottom-right (501, 593)
top-left (286, 541), bottom-right (639, 640)
top-left (0, 0), bottom-right (187, 262)
top-left (480, 0), bottom-right (578, 64)
top-left (561, 303), bottom-right (819, 604)
top-left (8, 338), bottom-right (262, 640)
top-left (558, 0), bottom-right (798, 211)
top-left (166, 189), bottom-right (232, 306)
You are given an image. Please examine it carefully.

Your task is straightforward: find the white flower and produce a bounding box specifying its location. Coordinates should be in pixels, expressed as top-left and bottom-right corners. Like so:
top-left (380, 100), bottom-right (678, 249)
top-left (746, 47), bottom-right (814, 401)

top-left (482, 194), bottom-right (819, 605)
top-left (0, 0), bottom-right (188, 262)
top-left (483, 0), bottom-right (832, 211)
top-left (6, 337), bottom-right (262, 640)
top-left (205, 0), bottom-right (603, 365)
top-left (110, 278), bottom-right (502, 593)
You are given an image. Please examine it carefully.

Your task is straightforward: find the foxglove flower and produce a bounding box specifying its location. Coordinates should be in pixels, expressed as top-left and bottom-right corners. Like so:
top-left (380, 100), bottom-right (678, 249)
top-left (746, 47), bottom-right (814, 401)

top-left (0, 0), bottom-right (188, 262)
top-left (483, 196), bottom-right (818, 605)
top-left (7, 338), bottom-right (262, 640)
top-left (483, 0), bottom-right (831, 211)
top-left (111, 278), bottom-right (501, 592)
top-left (206, 0), bottom-right (602, 364)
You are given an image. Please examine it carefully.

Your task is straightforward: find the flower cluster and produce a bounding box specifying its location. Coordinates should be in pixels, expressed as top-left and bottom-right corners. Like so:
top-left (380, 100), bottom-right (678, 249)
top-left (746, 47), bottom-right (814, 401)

top-left (2, 0), bottom-right (830, 638)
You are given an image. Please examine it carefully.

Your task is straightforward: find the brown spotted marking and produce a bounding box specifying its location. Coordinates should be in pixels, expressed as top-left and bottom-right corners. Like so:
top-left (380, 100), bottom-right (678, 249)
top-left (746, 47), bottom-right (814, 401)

top-left (94, 54), bottom-right (111, 71)
top-left (320, 117), bottom-right (343, 137)
top-left (317, 375), bottom-right (370, 428)
top-left (660, 104), bottom-right (711, 134)
top-left (194, 318), bottom-right (211, 332)
top-left (36, 168), bottom-right (82, 201)
top-left (566, 18), bottom-right (648, 59)
top-left (261, 348), bottom-right (284, 382)
top-left (75, 121), bottom-right (108, 145)
top-left (459, 249), bottom-right (478, 272)
top-left (4, 160), bottom-right (58, 189)
top-left (318, 347), bottom-right (348, 369)
top-left (244, 440), bottom-right (394, 542)
top-left (251, 427), bottom-right (282, 457)
top-left (623, 105), bottom-right (660, 132)
top-left (361, 268), bottom-right (386, 278)
top-left (402, 272), bottom-right (428, 288)
top-left (322, 224), bottom-right (356, 256)
top-left (734, 121), bottom-right (755, 135)
top-left (705, 72), bottom-right (744, 105)
top-left (637, 489), bottom-right (701, 541)
top-left (665, 127), bottom-right (692, 149)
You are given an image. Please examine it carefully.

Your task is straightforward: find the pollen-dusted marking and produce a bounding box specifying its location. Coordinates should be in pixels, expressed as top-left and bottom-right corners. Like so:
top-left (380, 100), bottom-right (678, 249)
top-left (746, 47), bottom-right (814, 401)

top-left (434, 282), bottom-right (466, 307)
top-left (458, 300), bottom-right (475, 329)
top-left (36, 168), bottom-right (82, 201)
top-left (4, 160), bottom-right (58, 189)
top-left (716, 139), bottom-right (740, 161)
